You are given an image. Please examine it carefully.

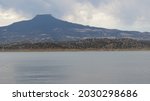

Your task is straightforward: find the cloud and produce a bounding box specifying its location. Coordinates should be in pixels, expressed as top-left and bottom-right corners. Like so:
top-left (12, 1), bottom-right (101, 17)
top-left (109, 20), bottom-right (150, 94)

top-left (63, 2), bottom-right (120, 28)
top-left (0, 0), bottom-right (150, 31)
top-left (62, 0), bottom-right (150, 31)
top-left (0, 7), bottom-right (27, 26)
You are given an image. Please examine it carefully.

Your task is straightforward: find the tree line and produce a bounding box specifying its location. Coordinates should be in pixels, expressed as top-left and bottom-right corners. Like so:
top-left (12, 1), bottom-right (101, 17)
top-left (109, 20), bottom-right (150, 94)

top-left (0, 38), bottom-right (150, 50)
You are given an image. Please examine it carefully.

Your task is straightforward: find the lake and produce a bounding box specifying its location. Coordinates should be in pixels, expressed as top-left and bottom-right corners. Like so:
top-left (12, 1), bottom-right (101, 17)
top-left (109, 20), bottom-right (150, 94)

top-left (0, 51), bottom-right (150, 84)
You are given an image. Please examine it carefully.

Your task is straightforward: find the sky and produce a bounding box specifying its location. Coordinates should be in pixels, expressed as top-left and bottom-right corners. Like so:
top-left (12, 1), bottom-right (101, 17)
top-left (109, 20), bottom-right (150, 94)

top-left (0, 0), bottom-right (150, 32)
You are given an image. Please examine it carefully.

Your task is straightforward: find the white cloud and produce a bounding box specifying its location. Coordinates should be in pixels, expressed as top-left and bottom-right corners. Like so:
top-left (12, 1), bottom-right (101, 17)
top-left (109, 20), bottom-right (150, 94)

top-left (63, 2), bottom-right (120, 29)
top-left (0, 7), bottom-right (27, 26)
top-left (62, 0), bottom-right (150, 31)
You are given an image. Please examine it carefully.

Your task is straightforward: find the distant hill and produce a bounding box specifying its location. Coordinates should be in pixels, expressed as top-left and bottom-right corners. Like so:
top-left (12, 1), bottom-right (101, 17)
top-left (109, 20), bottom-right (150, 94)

top-left (0, 14), bottom-right (150, 44)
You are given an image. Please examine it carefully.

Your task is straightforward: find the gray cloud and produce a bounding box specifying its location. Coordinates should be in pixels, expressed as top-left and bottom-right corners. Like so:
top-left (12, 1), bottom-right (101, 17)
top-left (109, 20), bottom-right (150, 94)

top-left (0, 0), bottom-right (150, 31)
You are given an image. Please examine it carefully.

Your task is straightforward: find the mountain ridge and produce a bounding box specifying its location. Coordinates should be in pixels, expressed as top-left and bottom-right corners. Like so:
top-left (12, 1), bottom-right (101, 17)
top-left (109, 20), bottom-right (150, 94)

top-left (0, 14), bottom-right (150, 44)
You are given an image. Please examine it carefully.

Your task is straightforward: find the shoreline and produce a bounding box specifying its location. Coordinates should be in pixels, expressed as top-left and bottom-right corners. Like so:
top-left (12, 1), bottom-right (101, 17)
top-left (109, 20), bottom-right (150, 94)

top-left (0, 48), bottom-right (150, 52)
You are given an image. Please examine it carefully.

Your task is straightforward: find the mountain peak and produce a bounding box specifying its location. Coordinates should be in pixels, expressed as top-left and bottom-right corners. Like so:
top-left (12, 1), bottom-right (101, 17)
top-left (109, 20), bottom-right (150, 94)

top-left (33, 14), bottom-right (55, 20)
top-left (1, 14), bottom-right (150, 42)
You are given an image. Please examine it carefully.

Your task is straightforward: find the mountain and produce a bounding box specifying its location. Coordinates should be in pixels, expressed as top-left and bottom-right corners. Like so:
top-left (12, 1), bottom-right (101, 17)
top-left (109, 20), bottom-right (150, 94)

top-left (0, 14), bottom-right (150, 44)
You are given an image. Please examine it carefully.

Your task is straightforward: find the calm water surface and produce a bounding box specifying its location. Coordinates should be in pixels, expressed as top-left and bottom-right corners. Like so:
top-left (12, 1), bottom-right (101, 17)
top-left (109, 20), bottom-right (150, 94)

top-left (0, 51), bottom-right (150, 84)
